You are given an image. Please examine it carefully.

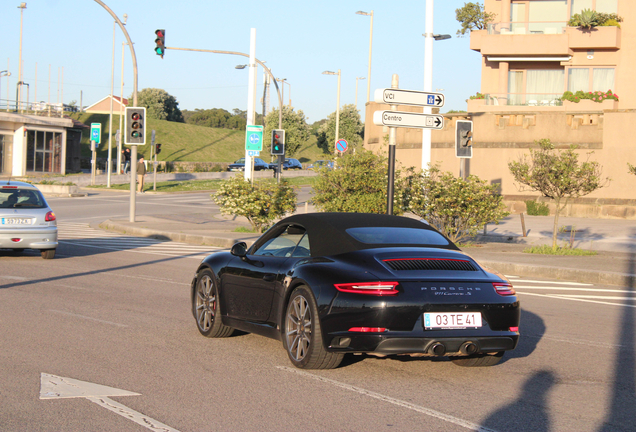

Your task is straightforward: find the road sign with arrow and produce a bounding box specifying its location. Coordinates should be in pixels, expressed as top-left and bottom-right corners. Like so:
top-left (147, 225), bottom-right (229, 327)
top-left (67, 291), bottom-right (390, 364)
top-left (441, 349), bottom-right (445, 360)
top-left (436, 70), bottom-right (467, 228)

top-left (373, 111), bottom-right (444, 129)
top-left (374, 88), bottom-right (444, 108)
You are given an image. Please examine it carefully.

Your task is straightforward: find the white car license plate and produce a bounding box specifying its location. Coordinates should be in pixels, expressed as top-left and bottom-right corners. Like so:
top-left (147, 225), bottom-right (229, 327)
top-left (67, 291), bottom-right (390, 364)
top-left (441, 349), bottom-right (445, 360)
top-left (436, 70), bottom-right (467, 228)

top-left (1, 217), bottom-right (33, 225)
top-left (424, 312), bottom-right (482, 329)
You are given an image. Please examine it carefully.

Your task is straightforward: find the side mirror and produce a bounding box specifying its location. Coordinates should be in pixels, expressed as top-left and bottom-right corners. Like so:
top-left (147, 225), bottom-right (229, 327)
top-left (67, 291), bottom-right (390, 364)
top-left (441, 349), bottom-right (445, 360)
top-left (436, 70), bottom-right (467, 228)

top-left (231, 242), bottom-right (248, 258)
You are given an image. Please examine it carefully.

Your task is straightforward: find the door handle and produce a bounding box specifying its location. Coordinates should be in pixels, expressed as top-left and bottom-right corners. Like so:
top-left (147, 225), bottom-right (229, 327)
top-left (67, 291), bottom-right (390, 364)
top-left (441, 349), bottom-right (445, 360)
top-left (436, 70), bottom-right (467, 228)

top-left (263, 274), bottom-right (276, 282)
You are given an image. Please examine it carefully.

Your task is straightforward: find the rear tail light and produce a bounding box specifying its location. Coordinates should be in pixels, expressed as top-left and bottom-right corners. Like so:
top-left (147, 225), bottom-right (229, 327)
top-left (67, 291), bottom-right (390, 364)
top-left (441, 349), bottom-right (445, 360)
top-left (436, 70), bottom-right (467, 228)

top-left (493, 282), bottom-right (516, 296)
top-left (11, 238), bottom-right (21, 242)
top-left (509, 327), bottom-right (519, 332)
top-left (348, 327), bottom-right (387, 333)
top-left (334, 282), bottom-right (399, 296)
top-left (45, 211), bottom-right (56, 222)
top-left (2, 186), bottom-right (18, 189)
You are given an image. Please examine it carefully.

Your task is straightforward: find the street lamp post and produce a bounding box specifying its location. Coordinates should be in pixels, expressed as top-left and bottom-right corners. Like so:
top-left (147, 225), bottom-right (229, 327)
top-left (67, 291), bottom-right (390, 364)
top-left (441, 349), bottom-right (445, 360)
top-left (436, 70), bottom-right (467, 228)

top-left (421, 0), bottom-right (451, 172)
top-left (355, 10), bottom-right (373, 104)
top-left (276, 78), bottom-right (291, 107)
top-left (355, 76), bottom-right (365, 111)
top-left (17, 3), bottom-right (26, 111)
top-left (322, 70), bottom-right (341, 155)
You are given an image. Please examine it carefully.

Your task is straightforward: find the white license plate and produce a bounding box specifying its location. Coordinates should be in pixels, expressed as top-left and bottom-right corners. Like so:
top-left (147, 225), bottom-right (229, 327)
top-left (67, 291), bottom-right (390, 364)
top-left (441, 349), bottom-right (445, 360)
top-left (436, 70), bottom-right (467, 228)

top-left (424, 312), bottom-right (482, 329)
top-left (1, 217), bottom-right (33, 225)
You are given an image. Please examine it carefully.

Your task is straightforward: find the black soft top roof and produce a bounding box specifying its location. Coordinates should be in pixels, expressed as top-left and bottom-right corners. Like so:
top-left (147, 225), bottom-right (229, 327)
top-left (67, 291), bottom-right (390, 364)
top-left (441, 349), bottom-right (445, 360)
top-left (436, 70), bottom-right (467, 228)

top-left (276, 212), bottom-right (458, 257)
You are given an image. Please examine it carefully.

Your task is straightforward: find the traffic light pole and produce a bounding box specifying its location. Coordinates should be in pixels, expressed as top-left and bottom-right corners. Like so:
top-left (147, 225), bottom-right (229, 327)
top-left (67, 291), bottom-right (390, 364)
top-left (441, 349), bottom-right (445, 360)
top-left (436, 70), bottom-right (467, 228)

top-left (93, 0), bottom-right (140, 223)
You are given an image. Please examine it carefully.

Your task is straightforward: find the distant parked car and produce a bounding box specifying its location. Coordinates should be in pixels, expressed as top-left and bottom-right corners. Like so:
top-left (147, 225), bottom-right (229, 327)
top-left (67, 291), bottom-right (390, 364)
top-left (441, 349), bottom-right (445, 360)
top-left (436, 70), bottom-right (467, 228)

top-left (308, 160), bottom-right (334, 170)
top-left (269, 158), bottom-right (303, 170)
top-left (227, 158), bottom-right (270, 171)
top-left (0, 181), bottom-right (58, 259)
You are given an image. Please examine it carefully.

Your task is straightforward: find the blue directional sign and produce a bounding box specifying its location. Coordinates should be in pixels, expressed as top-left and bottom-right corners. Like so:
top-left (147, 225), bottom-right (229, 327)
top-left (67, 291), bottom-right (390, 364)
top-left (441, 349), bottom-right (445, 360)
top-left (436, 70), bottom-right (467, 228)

top-left (245, 125), bottom-right (264, 151)
top-left (90, 123), bottom-right (101, 144)
top-left (247, 150), bottom-right (260, 157)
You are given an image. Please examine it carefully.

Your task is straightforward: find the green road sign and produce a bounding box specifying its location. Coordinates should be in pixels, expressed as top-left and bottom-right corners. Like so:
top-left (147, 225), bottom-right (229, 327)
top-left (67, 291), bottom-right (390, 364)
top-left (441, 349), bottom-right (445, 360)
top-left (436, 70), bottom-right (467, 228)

top-left (245, 125), bottom-right (264, 151)
top-left (90, 123), bottom-right (101, 144)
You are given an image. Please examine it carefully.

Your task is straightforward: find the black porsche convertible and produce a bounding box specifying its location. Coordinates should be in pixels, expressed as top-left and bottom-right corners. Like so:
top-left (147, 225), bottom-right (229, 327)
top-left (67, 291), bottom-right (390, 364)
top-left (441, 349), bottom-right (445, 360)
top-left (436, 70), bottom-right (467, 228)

top-left (191, 213), bottom-right (520, 369)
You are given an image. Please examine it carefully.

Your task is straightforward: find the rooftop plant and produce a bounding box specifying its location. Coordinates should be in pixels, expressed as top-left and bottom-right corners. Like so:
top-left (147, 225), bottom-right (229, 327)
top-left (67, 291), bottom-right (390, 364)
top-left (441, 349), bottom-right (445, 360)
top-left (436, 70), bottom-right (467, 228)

top-left (560, 90), bottom-right (619, 103)
top-left (568, 9), bottom-right (623, 29)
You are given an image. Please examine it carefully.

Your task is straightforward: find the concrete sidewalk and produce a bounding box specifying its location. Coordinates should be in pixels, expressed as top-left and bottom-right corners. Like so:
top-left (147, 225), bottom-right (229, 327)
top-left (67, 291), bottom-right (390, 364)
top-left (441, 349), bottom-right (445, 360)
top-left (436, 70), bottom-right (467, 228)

top-left (98, 209), bottom-right (636, 288)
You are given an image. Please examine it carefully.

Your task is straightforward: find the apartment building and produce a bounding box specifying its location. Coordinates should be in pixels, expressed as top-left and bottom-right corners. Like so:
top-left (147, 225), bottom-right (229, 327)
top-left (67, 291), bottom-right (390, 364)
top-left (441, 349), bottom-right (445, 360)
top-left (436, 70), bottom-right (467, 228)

top-left (364, 0), bottom-right (636, 218)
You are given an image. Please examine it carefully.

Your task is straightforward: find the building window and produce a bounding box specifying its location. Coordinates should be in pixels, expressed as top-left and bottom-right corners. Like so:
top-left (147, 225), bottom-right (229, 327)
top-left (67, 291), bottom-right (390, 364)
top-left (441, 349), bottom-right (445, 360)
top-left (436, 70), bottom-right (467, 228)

top-left (508, 69), bottom-right (564, 105)
top-left (567, 68), bottom-right (615, 92)
top-left (571, 0), bottom-right (618, 15)
top-left (26, 130), bottom-right (62, 173)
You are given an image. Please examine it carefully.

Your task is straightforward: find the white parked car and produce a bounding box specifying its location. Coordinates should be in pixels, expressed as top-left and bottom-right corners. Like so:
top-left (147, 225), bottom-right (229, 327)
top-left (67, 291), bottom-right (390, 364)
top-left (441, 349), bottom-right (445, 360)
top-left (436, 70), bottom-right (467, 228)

top-left (0, 181), bottom-right (58, 259)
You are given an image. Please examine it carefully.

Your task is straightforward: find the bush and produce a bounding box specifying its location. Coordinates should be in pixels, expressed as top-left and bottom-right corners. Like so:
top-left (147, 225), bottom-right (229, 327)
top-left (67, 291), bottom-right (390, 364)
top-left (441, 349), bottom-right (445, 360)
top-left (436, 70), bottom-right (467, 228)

top-left (525, 200), bottom-right (550, 216)
top-left (311, 149), bottom-right (412, 214)
top-left (408, 166), bottom-right (509, 244)
top-left (469, 92), bottom-right (485, 100)
top-left (212, 176), bottom-right (297, 233)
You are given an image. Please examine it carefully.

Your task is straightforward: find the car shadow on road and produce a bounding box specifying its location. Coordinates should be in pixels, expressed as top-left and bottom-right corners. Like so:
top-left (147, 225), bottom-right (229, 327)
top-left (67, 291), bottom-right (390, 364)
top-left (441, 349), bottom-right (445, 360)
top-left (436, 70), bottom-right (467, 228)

top-left (597, 228), bottom-right (636, 432)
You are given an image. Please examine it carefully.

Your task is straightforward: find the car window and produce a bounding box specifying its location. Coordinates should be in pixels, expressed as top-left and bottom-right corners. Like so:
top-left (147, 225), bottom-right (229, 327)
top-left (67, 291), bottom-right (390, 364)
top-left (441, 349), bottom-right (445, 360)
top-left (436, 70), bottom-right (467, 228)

top-left (253, 225), bottom-right (307, 258)
top-left (346, 227), bottom-right (450, 246)
top-left (234, 158), bottom-right (245, 164)
top-left (291, 233), bottom-right (311, 257)
top-left (0, 189), bottom-right (46, 209)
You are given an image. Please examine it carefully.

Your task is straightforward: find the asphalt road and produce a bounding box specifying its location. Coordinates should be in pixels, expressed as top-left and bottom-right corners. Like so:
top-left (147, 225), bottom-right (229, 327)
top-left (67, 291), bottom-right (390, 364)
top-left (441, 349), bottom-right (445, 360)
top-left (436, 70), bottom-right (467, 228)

top-left (0, 191), bottom-right (634, 431)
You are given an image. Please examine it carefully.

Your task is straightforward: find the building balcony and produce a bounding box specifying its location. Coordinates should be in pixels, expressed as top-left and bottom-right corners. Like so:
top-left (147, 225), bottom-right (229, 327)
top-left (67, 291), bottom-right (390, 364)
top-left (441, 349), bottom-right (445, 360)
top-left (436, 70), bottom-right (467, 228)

top-left (471, 22), bottom-right (621, 56)
top-left (468, 93), bottom-right (618, 113)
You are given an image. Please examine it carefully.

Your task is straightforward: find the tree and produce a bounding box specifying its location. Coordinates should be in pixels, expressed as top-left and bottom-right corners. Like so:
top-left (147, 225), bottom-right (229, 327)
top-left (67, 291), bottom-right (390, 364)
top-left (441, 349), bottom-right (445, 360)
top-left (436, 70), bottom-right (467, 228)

top-left (508, 139), bottom-right (610, 249)
top-left (311, 149), bottom-right (411, 214)
top-left (135, 88), bottom-right (184, 122)
top-left (264, 106), bottom-right (311, 157)
top-left (212, 175), bottom-right (297, 233)
top-left (455, 2), bottom-right (497, 36)
top-left (408, 166), bottom-right (509, 244)
top-left (317, 104), bottom-right (364, 154)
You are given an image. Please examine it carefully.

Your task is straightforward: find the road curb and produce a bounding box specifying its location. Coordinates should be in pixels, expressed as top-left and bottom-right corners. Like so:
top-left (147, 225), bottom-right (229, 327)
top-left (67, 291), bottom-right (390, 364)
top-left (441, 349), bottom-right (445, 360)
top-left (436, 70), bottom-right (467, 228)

top-left (479, 260), bottom-right (635, 288)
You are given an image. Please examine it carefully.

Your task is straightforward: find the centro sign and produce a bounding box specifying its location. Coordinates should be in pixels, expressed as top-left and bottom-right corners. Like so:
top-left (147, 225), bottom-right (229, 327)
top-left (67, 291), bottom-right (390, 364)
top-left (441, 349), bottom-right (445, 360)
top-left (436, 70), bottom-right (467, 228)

top-left (373, 110), bottom-right (444, 130)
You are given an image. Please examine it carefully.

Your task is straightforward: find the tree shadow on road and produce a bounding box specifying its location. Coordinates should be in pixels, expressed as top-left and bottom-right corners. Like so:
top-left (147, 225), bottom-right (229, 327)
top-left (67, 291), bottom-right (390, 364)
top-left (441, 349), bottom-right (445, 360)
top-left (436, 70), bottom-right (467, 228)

top-left (597, 228), bottom-right (636, 432)
top-left (480, 370), bottom-right (556, 432)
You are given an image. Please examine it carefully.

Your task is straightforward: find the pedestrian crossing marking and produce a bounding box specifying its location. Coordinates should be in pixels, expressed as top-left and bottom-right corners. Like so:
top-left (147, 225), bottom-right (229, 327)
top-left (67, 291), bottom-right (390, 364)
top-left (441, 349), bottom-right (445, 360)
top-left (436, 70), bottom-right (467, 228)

top-left (57, 222), bottom-right (220, 259)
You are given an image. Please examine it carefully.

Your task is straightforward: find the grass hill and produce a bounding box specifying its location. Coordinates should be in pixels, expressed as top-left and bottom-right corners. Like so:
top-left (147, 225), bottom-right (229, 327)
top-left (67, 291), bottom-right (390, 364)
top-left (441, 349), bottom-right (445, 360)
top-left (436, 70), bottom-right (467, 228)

top-left (69, 113), bottom-right (328, 165)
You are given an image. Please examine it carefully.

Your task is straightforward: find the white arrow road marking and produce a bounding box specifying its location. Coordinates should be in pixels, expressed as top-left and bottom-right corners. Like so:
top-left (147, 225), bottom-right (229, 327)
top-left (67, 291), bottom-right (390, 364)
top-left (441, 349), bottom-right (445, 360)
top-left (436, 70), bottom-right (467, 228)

top-left (40, 373), bottom-right (180, 432)
top-left (278, 366), bottom-right (498, 432)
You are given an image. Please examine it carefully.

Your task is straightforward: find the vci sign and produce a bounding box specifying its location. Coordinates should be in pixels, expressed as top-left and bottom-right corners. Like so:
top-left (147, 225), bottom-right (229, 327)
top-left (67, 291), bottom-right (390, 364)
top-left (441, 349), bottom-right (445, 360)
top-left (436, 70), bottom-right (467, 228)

top-left (374, 88), bottom-right (444, 108)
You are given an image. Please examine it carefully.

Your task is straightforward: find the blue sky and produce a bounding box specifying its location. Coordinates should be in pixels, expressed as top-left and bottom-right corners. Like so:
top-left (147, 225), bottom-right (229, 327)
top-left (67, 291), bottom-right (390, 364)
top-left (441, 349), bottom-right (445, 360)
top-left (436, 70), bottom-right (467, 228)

top-left (1, 0), bottom-right (483, 123)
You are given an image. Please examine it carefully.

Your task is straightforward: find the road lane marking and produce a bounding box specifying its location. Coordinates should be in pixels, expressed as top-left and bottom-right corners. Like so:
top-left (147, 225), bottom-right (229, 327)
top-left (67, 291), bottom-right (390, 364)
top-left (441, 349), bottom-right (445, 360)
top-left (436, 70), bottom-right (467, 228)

top-left (514, 286), bottom-right (633, 293)
top-left (49, 310), bottom-right (128, 327)
top-left (519, 291), bottom-right (636, 308)
top-left (277, 366), bottom-right (498, 432)
top-left (40, 373), bottom-right (179, 432)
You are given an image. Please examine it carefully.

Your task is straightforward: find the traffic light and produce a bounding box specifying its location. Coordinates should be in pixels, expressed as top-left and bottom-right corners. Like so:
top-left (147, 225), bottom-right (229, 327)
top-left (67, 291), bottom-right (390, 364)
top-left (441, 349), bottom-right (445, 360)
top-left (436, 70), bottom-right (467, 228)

top-left (271, 129), bottom-right (285, 155)
top-left (124, 107), bottom-right (146, 145)
top-left (155, 143), bottom-right (162, 154)
top-left (155, 29), bottom-right (165, 58)
top-left (455, 120), bottom-right (473, 158)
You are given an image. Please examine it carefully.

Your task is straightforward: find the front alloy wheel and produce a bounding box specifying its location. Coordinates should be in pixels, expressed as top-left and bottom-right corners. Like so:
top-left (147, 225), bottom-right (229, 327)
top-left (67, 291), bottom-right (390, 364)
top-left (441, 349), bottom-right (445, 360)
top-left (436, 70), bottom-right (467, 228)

top-left (193, 269), bottom-right (233, 338)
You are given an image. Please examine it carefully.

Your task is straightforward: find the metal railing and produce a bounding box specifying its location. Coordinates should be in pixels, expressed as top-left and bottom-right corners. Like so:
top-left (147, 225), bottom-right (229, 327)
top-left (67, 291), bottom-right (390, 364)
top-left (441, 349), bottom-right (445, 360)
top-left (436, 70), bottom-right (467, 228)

top-left (487, 22), bottom-right (568, 35)
top-left (484, 93), bottom-right (563, 107)
top-left (0, 99), bottom-right (78, 117)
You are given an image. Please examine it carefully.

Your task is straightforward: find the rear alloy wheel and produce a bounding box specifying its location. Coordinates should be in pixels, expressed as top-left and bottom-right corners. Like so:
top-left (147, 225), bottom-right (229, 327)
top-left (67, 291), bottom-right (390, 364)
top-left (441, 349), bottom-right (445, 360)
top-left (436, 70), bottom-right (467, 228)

top-left (283, 286), bottom-right (343, 369)
top-left (451, 351), bottom-right (504, 367)
top-left (193, 269), bottom-right (233, 338)
top-left (41, 249), bottom-right (55, 260)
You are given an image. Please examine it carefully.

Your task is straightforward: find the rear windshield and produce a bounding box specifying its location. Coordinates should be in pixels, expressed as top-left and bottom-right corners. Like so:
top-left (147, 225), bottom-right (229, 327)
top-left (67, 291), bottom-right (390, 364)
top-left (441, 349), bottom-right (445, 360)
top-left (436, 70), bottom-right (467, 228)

top-left (346, 227), bottom-right (450, 246)
top-left (0, 188), bottom-right (47, 209)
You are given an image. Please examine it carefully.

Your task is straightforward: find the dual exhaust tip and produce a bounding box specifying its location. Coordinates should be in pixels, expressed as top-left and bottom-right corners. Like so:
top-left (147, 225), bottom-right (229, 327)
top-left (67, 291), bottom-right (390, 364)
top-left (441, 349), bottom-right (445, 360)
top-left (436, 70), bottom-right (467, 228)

top-left (429, 341), bottom-right (478, 356)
